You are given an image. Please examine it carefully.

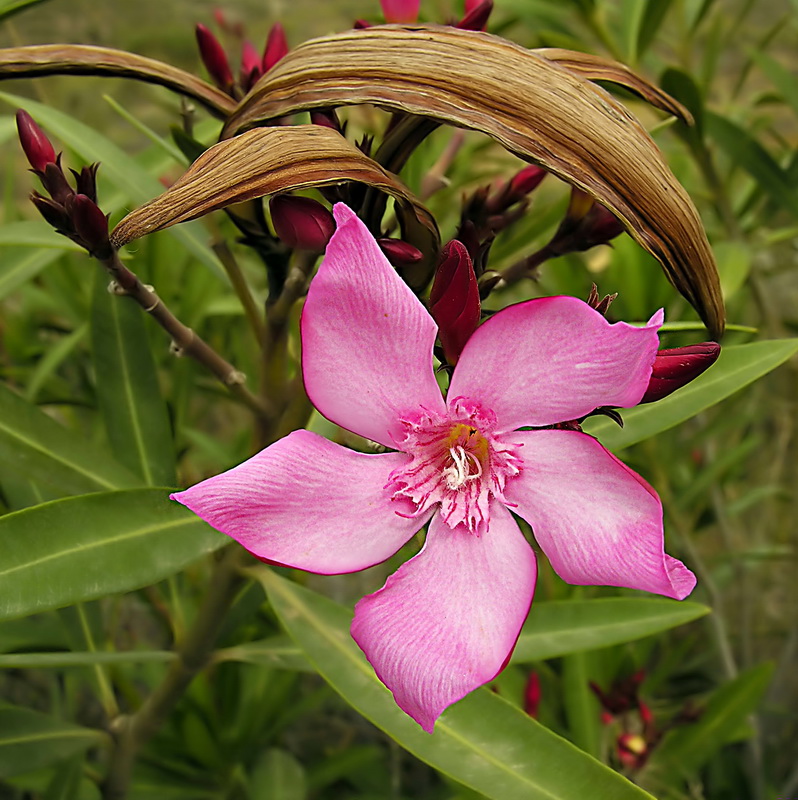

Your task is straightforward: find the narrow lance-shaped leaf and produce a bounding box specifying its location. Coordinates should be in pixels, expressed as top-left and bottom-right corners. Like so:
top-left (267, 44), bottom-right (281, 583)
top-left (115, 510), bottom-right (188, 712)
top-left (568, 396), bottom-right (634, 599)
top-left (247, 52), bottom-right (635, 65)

top-left (111, 125), bottom-right (441, 285)
top-left (0, 380), bottom-right (143, 496)
top-left (226, 25), bottom-right (724, 337)
top-left (0, 706), bottom-right (107, 779)
top-left (0, 489), bottom-right (225, 621)
top-left (257, 568), bottom-right (656, 800)
top-left (511, 598), bottom-right (710, 663)
top-left (0, 44), bottom-right (235, 117)
top-left (90, 273), bottom-right (177, 486)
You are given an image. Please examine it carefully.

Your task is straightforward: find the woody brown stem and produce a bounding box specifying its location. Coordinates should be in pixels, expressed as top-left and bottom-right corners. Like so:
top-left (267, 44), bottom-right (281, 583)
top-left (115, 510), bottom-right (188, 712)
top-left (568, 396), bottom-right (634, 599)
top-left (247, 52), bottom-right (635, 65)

top-left (98, 249), bottom-right (275, 421)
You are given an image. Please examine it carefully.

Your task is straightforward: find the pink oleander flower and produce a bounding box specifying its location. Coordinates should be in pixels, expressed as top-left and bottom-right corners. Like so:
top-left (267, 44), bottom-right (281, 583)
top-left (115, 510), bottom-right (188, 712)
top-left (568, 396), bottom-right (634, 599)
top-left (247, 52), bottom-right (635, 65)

top-left (172, 204), bottom-right (695, 732)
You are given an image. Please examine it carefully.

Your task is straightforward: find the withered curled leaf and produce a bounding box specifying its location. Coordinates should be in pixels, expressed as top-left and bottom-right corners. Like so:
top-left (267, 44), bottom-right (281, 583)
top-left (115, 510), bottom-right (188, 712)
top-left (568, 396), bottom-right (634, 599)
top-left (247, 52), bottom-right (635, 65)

top-left (535, 48), bottom-right (693, 124)
top-left (110, 125), bottom-right (439, 285)
top-left (226, 25), bottom-right (724, 337)
top-left (0, 44), bottom-right (236, 117)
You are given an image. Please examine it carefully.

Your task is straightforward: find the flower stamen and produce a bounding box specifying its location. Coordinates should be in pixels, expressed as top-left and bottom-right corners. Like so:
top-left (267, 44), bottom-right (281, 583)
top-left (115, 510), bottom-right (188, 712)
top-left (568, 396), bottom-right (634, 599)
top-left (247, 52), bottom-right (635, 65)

top-left (443, 445), bottom-right (482, 489)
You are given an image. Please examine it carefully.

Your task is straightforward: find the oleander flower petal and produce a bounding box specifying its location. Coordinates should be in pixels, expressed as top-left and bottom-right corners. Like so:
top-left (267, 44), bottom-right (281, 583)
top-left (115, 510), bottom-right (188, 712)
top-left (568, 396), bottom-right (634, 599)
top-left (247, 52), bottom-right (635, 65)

top-left (504, 429), bottom-right (696, 599)
top-left (449, 296), bottom-right (662, 430)
top-left (171, 430), bottom-right (424, 574)
top-left (351, 503), bottom-right (536, 732)
top-left (301, 204), bottom-right (445, 448)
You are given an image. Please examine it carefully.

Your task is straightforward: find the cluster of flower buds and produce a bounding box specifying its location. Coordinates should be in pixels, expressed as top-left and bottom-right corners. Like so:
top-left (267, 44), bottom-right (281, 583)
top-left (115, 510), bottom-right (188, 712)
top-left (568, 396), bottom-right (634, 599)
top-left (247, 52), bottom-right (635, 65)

top-left (591, 670), bottom-right (659, 770)
top-left (356, 0), bottom-right (493, 31)
top-left (16, 110), bottom-right (112, 260)
top-left (459, 164), bottom-right (547, 255)
top-left (543, 187), bottom-right (626, 259)
top-left (429, 240), bottom-right (481, 366)
top-left (195, 15), bottom-right (287, 96)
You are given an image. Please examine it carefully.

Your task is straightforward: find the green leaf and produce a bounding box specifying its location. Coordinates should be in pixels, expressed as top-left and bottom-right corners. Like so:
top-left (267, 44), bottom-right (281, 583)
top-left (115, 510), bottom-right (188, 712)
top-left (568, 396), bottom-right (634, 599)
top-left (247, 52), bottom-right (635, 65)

top-left (0, 92), bottom-right (224, 280)
top-left (0, 489), bottom-right (225, 621)
top-left (585, 339), bottom-right (798, 450)
top-left (0, 650), bottom-right (175, 668)
top-left (0, 381), bottom-right (143, 495)
top-left (0, 247), bottom-right (63, 302)
top-left (713, 239), bottom-right (752, 300)
top-left (0, 0), bottom-right (47, 21)
top-left (0, 705), bottom-right (106, 779)
top-left (511, 598), bottom-right (709, 663)
top-left (660, 68), bottom-right (704, 139)
top-left (650, 662), bottom-right (774, 775)
top-left (26, 323), bottom-right (88, 403)
top-left (706, 111), bottom-right (798, 218)
top-left (214, 635), bottom-right (313, 672)
top-left (0, 221), bottom-right (82, 250)
top-left (635, 0), bottom-right (674, 57)
top-left (90, 273), bottom-right (176, 486)
top-left (257, 569), bottom-right (654, 800)
top-left (249, 748), bottom-right (307, 800)
top-left (748, 48), bottom-right (798, 119)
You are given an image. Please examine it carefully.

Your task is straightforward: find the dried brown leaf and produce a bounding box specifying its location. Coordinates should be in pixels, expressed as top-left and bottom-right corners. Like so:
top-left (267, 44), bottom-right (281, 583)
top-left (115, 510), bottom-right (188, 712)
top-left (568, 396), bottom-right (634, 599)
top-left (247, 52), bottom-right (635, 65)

top-left (226, 25), bottom-right (724, 337)
top-left (110, 125), bottom-right (439, 284)
top-left (535, 48), bottom-right (693, 124)
top-left (0, 44), bottom-right (235, 117)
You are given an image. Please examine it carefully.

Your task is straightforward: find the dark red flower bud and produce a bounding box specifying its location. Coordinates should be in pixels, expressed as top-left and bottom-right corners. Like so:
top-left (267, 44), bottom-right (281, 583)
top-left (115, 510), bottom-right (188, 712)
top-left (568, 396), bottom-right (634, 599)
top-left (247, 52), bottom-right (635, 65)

top-left (381, 0), bottom-right (420, 23)
top-left (16, 109), bottom-right (57, 172)
top-left (579, 203), bottom-right (626, 249)
top-left (456, 0), bottom-right (493, 30)
top-left (429, 240), bottom-right (481, 365)
top-left (196, 23), bottom-right (234, 90)
top-left (353, 19), bottom-right (373, 29)
top-left (71, 163), bottom-right (99, 204)
top-left (240, 40), bottom-right (262, 89)
top-left (270, 195), bottom-right (334, 251)
top-left (41, 161), bottom-right (74, 206)
top-left (70, 193), bottom-right (112, 258)
top-left (641, 342), bottom-right (720, 404)
top-left (509, 165), bottom-right (546, 199)
top-left (262, 22), bottom-right (288, 72)
top-left (377, 238), bottom-right (423, 267)
top-left (523, 672), bottom-right (541, 718)
top-left (30, 192), bottom-right (71, 231)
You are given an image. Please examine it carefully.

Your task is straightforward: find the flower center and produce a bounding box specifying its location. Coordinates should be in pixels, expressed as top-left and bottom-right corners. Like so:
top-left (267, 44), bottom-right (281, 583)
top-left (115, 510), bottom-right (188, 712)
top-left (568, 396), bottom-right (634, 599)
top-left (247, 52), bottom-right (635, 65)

top-left (387, 398), bottom-right (522, 534)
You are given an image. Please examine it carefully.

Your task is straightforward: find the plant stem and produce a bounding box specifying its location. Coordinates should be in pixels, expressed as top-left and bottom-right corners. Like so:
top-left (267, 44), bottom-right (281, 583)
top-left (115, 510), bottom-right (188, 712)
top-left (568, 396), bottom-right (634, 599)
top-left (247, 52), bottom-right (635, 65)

top-left (101, 545), bottom-right (247, 800)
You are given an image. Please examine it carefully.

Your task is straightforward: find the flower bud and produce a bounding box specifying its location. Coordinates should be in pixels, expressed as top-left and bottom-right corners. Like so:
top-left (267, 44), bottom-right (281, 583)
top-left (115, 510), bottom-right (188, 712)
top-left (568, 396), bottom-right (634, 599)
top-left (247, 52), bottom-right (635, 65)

top-left (72, 163), bottom-right (100, 204)
top-left (16, 109), bottom-right (57, 172)
top-left (429, 240), bottom-right (481, 365)
top-left (70, 193), bottom-right (112, 259)
top-left (640, 342), bottom-right (720, 404)
top-left (377, 238), bottom-right (423, 267)
top-left (195, 24), bottom-right (234, 90)
top-left (523, 672), bottom-right (540, 718)
top-left (579, 203), bottom-right (626, 249)
top-left (353, 19), bottom-right (373, 29)
top-left (270, 195), bottom-right (334, 252)
top-left (381, 0), bottom-right (420, 23)
top-left (262, 22), bottom-right (288, 72)
top-left (30, 193), bottom-right (71, 231)
top-left (456, 0), bottom-right (493, 30)
top-left (508, 164), bottom-right (546, 200)
top-left (240, 40), bottom-right (262, 89)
